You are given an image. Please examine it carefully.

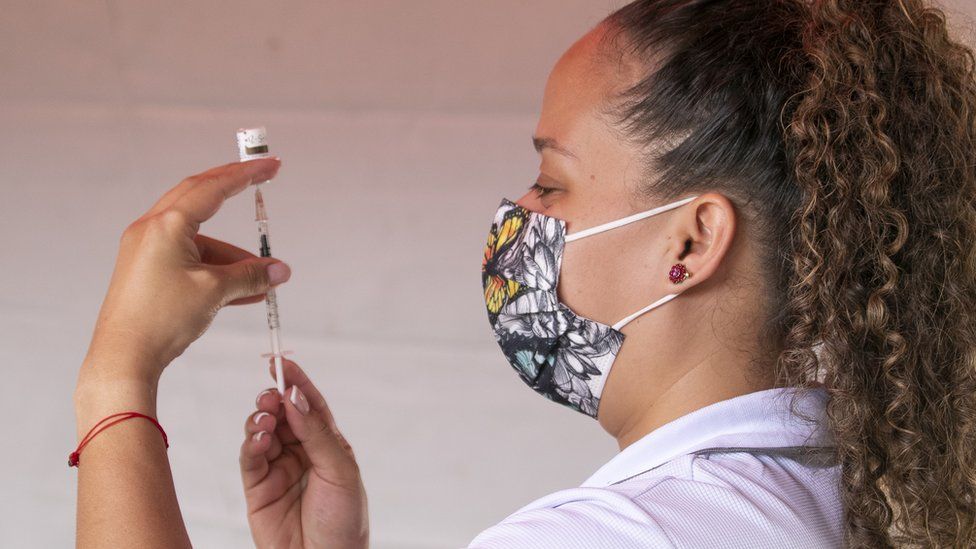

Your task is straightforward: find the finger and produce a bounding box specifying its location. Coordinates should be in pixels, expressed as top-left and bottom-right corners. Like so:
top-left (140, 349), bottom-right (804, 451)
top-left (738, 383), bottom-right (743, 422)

top-left (255, 387), bottom-right (299, 445)
top-left (246, 409), bottom-right (278, 436)
top-left (168, 157), bottom-right (281, 229)
top-left (277, 361), bottom-right (359, 480)
top-left (195, 234), bottom-right (257, 265)
top-left (249, 445), bottom-right (308, 503)
top-left (142, 158), bottom-right (280, 222)
top-left (239, 430), bottom-right (273, 489)
top-left (272, 358), bottom-right (341, 434)
top-left (227, 295), bottom-right (267, 306)
top-left (208, 257), bottom-right (291, 306)
top-left (195, 235), bottom-right (274, 304)
top-left (283, 384), bottom-right (358, 482)
top-left (255, 388), bottom-right (285, 419)
top-left (246, 408), bottom-right (286, 463)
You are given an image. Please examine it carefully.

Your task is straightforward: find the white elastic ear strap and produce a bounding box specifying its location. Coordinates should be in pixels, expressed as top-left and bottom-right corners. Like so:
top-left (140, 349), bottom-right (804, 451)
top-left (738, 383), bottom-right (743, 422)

top-left (612, 292), bottom-right (680, 332)
top-left (564, 195), bottom-right (700, 243)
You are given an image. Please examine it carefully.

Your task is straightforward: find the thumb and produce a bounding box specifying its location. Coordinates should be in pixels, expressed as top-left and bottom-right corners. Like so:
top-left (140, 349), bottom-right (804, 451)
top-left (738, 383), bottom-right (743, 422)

top-left (283, 383), bottom-right (359, 482)
top-left (212, 258), bottom-right (291, 305)
top-left (285, 385), bottom-right (359, 478)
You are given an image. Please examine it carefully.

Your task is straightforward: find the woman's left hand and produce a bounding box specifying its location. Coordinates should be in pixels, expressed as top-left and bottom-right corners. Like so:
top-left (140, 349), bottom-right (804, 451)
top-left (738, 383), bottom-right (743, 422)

top-left (77, 157), bottom-right (290, 389)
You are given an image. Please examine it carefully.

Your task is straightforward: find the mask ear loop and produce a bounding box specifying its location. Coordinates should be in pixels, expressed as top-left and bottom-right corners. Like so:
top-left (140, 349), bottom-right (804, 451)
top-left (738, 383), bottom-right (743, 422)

top-left (562, 194), bottom-right (699, 331)
top-left (612, 292), bottom-right (680, 332)
top-left (564, 195), bottom-right (699, 243)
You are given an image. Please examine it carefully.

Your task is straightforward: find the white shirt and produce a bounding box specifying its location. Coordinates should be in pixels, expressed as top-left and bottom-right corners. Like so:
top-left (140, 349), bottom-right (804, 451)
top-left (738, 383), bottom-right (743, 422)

top-left (466, 386), bottom-right (843, 548)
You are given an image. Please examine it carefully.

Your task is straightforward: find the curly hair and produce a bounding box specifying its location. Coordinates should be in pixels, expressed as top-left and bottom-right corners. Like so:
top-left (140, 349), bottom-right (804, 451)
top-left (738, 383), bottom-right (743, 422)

top-left (600, 0), bottom-right (976, 547)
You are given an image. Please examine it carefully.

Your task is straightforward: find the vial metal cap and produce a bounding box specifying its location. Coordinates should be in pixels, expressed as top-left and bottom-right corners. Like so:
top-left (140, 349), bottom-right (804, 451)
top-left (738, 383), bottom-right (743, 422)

top-left (237, 127), bottom-right (272, 161)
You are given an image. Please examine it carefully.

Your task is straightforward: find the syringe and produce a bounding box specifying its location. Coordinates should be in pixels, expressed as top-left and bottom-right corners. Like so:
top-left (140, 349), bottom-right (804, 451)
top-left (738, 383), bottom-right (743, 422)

top-left (237, 126), bottom-right (291, 396)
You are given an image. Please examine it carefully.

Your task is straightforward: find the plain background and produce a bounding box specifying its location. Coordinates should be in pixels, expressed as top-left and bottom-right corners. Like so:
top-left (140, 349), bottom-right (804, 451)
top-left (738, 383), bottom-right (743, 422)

top-left (1, 1), bottom-right (974, 548)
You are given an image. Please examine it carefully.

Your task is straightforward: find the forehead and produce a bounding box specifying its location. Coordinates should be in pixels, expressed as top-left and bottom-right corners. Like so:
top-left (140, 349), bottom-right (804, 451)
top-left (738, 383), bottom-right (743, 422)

top-left (535, 24), bottom-right (630, 147)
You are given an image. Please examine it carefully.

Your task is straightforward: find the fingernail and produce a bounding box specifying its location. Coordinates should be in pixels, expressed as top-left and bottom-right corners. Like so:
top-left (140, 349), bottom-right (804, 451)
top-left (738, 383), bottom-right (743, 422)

top-left (245, 157), bottom-right (280, 175)
top-left (267, 262), bottom-right (291, 285)
top-left (290, 386), bottom-right (310, 415)
top-left (255, 389), bottom-right (273, 407)
top-left (253, 412), bottom-right (270, 425)
top-left (252, 431), bottom-right (266, 442)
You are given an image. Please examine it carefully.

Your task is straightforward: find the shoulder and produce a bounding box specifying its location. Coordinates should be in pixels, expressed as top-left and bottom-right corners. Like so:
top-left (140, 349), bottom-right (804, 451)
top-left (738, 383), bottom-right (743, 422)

top-left (465, 486), bottom-right (675, 549)
top-left (466, 452), bottom-right (844, 549)
top-left (628, 452), bottom-right (845, 547)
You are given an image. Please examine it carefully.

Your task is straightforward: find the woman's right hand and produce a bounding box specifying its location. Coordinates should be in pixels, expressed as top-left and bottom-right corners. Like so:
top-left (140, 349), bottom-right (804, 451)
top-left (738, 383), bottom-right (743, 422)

top-left (240, 358), bottom-right (369, 549)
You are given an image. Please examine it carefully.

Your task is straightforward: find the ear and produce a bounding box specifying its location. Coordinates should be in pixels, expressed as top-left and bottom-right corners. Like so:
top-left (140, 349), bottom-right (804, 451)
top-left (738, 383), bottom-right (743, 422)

top-left (662, 192), bottom-right (736, 292)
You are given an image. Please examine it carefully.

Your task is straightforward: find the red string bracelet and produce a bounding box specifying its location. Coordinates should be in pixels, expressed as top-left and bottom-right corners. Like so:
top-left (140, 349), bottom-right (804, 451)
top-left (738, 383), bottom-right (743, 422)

top-left (69, 412), bottom-right (169, 468)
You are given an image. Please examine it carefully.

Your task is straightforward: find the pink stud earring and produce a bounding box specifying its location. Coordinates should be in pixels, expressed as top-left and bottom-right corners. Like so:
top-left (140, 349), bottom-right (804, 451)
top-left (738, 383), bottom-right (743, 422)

top-left (668, 263), bottom-right (691, 284)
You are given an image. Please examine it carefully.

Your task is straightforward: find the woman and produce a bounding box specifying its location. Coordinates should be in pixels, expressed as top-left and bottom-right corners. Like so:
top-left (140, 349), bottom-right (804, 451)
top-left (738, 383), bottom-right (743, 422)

top-left (73, 0), bottom-right (976, 547)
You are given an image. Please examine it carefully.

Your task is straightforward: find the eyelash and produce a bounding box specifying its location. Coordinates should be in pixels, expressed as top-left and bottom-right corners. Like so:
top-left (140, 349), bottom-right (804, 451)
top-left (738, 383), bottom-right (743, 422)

top-left (529, 182), bottom-right (557, 198)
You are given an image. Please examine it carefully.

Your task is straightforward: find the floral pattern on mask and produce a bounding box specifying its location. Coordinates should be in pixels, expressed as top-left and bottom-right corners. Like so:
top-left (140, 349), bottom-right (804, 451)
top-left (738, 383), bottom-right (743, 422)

top-left (482, 199), bottom-right (625, 418)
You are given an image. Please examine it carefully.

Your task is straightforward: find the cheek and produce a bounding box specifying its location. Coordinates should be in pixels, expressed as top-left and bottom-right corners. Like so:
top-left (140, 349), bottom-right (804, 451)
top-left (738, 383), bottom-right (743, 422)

top-left (557, 237), bottom-right (627, 324)
top-left (557, 226), bottom-right (664, 324)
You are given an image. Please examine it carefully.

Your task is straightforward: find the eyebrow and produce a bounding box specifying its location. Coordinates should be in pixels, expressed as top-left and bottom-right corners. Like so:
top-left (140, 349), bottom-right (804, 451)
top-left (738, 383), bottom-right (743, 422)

top-left (533, 136), bottom-right (579, 160)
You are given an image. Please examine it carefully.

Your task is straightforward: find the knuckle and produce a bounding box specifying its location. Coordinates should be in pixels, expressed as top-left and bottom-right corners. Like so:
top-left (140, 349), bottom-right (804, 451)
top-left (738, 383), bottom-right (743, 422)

top-left (123, 213), bottom-right (155, 234)
top-left (123, 218), bottom-right (141, 234)
top-left (200, 268), bottom-right (227, 295)
top-left (192, 174), bottom-right (219, 188)
top-left (312, 419), bottom-right (356, 457)
top-left (158, 209), bottom-right (188, 230)
top-left (210, 264), bottom-right (227, 285)
top-left (139, 209), bottom-right (186, 238)
top-left (336, 431), bottom-right (355, 455)
top-left (244, 262), bottom-right (268, 291)
top-left (120, 221), bottom-right (141, 245)
top-left (312, 419), bottom-right (331, 438)
top-left (251, 411), bottom-right (273, 429)
top-left (183, 174), bottom-right (204, 186)
top-left (313, 395), bottom-right (329, 411)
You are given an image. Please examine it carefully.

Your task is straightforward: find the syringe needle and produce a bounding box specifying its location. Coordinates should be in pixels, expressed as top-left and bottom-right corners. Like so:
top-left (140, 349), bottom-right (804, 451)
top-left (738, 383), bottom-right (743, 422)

top-left (255, 186), bottom-right (267, 222)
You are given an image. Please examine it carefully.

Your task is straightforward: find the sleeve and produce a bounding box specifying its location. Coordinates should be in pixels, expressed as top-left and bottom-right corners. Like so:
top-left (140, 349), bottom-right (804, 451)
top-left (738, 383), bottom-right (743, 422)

top-left (464, 496), bottom-right (677, 549)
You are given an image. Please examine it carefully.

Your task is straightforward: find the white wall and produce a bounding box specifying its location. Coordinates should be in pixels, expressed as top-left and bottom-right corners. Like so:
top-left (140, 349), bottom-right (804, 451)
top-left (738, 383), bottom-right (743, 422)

top-left (1, 1), bottom-right (973, 548)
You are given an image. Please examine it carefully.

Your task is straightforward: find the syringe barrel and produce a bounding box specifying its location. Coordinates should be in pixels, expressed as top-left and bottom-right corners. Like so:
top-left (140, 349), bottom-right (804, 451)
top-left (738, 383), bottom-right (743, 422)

top-left (235, 126), bottom-right (287, 390)
top-left (265, 287), bottom-right (281, 329)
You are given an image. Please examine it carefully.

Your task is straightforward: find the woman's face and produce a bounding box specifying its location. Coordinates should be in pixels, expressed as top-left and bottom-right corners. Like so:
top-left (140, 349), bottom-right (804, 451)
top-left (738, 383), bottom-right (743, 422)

top-left (512, 24), bottom-right (745, 434)
top-left (514, 23), bottom-right (676, 332)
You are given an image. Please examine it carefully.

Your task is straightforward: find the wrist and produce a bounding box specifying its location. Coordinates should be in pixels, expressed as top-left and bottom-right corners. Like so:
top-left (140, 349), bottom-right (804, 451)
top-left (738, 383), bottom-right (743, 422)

top-left (81, 329), bottom-right (168, 385)
top-left (73, 379), bottom-right (160, 439)
top-left (75, 347), bottom-right (164, 438)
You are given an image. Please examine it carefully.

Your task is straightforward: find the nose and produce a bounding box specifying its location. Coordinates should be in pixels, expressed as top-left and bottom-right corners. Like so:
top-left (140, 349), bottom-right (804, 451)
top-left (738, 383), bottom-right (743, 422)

top-left (515, 190), bottom-right (545, 213)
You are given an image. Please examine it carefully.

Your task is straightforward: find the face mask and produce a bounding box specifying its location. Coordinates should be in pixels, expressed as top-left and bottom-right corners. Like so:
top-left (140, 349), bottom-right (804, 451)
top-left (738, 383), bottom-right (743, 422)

top-left (481, 194), bottom-right (699, 418)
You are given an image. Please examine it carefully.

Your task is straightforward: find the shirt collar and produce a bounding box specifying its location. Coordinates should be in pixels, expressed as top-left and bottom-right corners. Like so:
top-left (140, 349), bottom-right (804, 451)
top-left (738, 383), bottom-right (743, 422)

top-left (580, 386), bottom-right (834, 488)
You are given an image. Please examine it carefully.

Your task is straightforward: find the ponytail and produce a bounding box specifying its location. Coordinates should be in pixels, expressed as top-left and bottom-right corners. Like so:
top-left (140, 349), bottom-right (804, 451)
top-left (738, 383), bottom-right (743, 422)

top-left (602, 0), bottom-right (976, 546)
top-left (785, 1), bottom-right (976, 546)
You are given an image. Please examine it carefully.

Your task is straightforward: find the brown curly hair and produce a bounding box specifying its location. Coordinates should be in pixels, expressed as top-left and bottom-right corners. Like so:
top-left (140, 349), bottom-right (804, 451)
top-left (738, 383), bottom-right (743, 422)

top-left (600, 0), bottom-right (976, 546)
